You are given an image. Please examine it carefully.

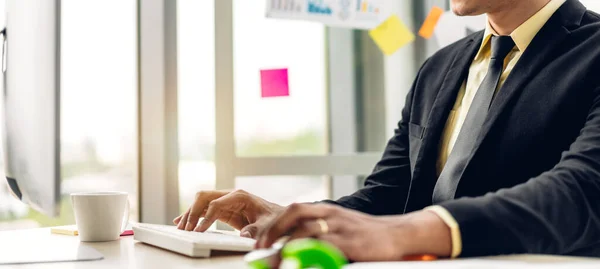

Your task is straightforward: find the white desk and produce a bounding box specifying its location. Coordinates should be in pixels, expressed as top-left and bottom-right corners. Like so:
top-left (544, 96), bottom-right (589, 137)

top-left (1, 228), bottom-right (600, 268)
top-left (0, 228), bottom-right (246, 268)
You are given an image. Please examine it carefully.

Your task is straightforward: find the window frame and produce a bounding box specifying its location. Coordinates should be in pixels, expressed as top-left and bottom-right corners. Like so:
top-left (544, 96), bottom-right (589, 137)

top-left (138, 0), bottom-right (180, 224)
top-left (138, 0), bottom-right (432, 224)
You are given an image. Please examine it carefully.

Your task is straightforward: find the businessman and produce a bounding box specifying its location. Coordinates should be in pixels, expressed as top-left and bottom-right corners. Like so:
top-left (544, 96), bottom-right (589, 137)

top-left (175, 0), bottom-right (600, 261)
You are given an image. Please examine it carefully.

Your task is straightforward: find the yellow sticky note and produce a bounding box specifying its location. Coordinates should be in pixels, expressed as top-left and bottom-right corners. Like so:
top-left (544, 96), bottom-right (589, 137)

top-left (419, 6), bottom-right (444, 39)
top-left (369, 15), bottom-right (415, 56)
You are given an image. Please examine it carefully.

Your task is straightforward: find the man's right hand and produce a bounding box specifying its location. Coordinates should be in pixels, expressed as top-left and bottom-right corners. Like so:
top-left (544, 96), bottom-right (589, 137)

top-left (173, 189), bottom-right (283, 238)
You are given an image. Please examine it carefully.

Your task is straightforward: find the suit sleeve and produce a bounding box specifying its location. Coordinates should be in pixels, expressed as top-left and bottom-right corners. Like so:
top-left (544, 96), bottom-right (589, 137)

top-left (322, 60), bottom-right (429, 216)
top-left (440, 86), bottom-right (600, 257)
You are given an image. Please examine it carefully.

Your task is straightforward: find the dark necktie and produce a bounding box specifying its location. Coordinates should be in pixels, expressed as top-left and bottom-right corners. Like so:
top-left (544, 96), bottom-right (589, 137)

top-left (432, 35), bottom-right (516, 203)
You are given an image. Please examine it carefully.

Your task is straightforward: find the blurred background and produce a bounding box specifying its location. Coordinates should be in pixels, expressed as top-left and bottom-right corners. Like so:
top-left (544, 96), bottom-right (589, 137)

top-left (1, 0), bottom-right (599, 230)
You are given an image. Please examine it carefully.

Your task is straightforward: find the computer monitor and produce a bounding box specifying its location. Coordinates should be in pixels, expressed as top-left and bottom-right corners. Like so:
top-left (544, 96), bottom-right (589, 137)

top-left (2, 0), bottom-right (61, 217)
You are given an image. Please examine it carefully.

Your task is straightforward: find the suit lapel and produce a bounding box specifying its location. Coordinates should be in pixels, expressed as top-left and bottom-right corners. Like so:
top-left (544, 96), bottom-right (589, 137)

top-left (406, 1), bottom-right (586, 210)
top-left (413, 35), bottom-right (482, 181)
top-left (467, 5), bottom-right (576, 162)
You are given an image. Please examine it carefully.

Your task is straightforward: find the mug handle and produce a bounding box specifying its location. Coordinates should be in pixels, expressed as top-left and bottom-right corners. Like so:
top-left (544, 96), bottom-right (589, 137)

top-left (120, 198), bottom-right (130, 234)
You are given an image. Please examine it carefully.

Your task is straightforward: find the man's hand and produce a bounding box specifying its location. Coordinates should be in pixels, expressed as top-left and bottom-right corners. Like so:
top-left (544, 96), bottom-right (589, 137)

top-left (173, 189), bottom-right (284, 237)
top-left (255, 203), bottom-right (452, 262)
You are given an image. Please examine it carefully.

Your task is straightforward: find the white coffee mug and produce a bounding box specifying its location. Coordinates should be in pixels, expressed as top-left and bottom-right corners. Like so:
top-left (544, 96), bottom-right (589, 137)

top-left (71, 192), bottom-right (129, 242)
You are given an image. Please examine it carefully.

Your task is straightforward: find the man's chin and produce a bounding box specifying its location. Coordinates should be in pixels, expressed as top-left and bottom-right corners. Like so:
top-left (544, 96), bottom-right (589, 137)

top-left (451, 2), bottom-right (485, 17)
top-left (452, 7), bottom-right (480, 16)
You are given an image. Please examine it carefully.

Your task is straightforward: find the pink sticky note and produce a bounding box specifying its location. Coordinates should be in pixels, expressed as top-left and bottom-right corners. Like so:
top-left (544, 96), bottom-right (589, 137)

top-left (120, 230), bottom-right (134, 236)
top-left (260, 68), bottom-right (290, 98)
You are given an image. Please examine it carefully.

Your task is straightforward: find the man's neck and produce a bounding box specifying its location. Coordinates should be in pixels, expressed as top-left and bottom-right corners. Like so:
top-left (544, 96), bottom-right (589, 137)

top-left (487, 0), bottom-right (551, 35)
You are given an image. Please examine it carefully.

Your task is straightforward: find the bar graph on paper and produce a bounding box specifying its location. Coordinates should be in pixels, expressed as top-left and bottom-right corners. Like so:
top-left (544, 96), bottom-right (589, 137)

top-left (265, 0), bottom-right (389, 29)
top-left (354, 0), bottom-right (385, 22)
top-left (270, 0), bottom-right (303, 12)
top-left (269, 0), bottom-right (334, 15)
top-left (307, 0), bottom-right (333, 15)
top-left (356, 0), bottom-right (380, 14)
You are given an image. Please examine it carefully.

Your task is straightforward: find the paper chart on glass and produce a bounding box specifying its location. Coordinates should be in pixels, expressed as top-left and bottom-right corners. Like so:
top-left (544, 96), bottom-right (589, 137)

top-left (265, 0), bottom-right (390, 29)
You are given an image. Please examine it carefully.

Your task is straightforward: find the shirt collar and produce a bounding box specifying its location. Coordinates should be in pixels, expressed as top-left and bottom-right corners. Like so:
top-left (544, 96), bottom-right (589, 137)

top-left (474, 0), bottom-right (566, 59)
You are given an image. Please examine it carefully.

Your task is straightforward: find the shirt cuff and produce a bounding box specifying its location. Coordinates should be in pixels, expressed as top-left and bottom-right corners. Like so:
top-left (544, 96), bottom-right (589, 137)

top-left (424, 205), bottom-right (462, 258)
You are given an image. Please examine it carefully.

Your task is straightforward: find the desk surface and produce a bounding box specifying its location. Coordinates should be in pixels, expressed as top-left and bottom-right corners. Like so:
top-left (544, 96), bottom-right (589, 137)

top-left (2, 228), bottom-right (600, 268)
top-left (0, 228), bottom-right (246, 268)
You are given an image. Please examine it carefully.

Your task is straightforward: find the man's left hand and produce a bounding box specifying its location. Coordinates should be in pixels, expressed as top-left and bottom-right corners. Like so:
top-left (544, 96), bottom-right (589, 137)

top-left (255, 203), bottom-right (452, 262)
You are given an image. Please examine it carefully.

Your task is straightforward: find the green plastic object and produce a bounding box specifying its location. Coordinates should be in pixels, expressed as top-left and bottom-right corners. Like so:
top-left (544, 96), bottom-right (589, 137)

top-left (280, 239), bottom-right (348, 269)
top-left (246, 239), bottom-right (348, 269)
top-left (247, 258), bottom-right (271, 269)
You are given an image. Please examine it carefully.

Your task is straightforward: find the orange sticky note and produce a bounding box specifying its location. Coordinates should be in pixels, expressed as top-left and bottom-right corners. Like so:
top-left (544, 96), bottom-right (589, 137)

top-left (369, 15), bottom-right (415, 56)
top-left (418, 6), bottom-right (444, 39)
top-left (403, 254), bottom-right (438, 261)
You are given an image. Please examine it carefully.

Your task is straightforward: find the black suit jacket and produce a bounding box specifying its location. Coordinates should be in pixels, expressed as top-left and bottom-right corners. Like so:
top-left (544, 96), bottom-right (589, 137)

top-left (328, 0), bottom-right (600, 257)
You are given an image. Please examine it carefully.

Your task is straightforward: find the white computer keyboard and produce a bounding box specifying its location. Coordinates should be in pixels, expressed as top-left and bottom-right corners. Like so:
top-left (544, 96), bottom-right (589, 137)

top-left (133, 223), bottom-right (256, 257)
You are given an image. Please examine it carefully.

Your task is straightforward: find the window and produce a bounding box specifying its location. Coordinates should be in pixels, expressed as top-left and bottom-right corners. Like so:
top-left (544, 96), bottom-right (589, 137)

top-left (177, 0), bottom-right (216, 212)
top-left (0, 0), bottom-right (138, 229)
top-left (236, 176), bottom-right (329, 205)
top-left (233, 0), bottom-right (328, 157)
top-left (175, 0), bottom-right (334, 209)
top-left (59, 0), bottom-right (138, 225)
top-left (581, 0), bottom-right (600, 12)
top-left (230, 0), bottom-right (330, 205)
